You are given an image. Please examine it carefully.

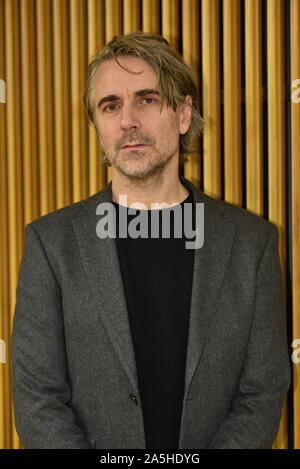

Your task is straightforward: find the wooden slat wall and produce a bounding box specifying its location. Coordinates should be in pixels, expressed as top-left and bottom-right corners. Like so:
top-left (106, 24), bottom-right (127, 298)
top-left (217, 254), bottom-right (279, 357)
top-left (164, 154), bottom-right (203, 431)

top-left (162, 0), bottom-right (179, 49)
top-left (124, 0), bottom-right (140, 33)
top-left (290, 0), bottom-right (300, 450)
top-left (36, 0), bottom-right (55, 215)
top-left (0, 0), bottom-right (298, 449)
top-left (223, 0), bottom-right (242, 206)
top-left (143, 0), bottom-right (160, 33)
top-left (267, 0), bottom-right (288, 449)
top-left (4, 0), bottom-right (23, 450)
top-left (53, 0), bottom-right (72, 207)
top-left (201, 0), bottom-right (221, 198)
top-left (105, 0), bottom-right (122, 183)
top-left (0, 0), bottom-right (7, 450)
top-left (87, 0), bottom-right (106, 194)
top-left (21, 0), bottom-right (39, 225)
top-left (245, 0), bottom-right (263, 216)
top-left (182, 0), bottom-right (201, 188)
top-left (70, 0), bottom-right (89, 201)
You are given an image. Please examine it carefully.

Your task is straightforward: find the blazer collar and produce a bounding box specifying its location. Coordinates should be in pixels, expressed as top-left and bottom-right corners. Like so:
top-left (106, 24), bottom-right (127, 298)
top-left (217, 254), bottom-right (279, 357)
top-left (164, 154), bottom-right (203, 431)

top-left (71, 176), bottom-right (236, 440)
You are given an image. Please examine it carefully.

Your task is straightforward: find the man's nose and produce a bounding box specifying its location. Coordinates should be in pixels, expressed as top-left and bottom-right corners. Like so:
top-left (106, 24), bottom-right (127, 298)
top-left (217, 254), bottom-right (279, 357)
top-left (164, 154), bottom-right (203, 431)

top-left (120, 103), bottom-right (141, 131)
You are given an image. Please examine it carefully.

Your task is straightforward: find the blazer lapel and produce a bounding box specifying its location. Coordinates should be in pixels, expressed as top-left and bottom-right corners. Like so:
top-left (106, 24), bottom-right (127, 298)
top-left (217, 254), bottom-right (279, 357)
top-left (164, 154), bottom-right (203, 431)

top-left (71, 184), bottom-right (140, 393)
top-left (180, 177), bottom-right (236, 407)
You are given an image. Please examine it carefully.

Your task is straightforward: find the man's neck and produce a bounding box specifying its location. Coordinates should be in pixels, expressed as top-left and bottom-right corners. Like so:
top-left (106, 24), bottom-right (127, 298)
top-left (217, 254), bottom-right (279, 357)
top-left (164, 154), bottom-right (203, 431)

top-left (111, 170), bottom-right (189, 209)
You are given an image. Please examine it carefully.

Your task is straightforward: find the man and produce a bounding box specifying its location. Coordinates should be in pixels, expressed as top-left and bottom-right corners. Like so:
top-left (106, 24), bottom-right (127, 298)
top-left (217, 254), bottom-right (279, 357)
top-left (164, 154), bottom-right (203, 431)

top-left (11, 32), bottom-right (290, 449)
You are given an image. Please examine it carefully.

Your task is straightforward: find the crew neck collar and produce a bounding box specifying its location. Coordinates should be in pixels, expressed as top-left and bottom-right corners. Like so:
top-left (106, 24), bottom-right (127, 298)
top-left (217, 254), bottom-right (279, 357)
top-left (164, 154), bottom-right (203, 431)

top-left (112, 189), bottom-right (193, 212)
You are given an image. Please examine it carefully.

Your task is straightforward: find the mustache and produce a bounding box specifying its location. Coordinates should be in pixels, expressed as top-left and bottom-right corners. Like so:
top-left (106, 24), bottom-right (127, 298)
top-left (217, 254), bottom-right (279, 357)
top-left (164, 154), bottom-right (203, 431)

top-left (115, 131), bottom-right (155, 150)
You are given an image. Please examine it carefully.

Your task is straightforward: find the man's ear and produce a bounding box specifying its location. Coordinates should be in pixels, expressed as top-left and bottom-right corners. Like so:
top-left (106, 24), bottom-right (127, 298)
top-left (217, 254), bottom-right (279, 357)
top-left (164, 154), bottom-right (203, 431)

top-left (179, 95), bottom-right (192, 134)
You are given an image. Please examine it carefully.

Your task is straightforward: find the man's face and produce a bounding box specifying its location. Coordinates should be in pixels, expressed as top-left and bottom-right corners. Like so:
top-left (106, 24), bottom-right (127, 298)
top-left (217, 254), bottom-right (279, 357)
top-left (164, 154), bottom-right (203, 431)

top-left (92, 55), bottom-right (191, 179)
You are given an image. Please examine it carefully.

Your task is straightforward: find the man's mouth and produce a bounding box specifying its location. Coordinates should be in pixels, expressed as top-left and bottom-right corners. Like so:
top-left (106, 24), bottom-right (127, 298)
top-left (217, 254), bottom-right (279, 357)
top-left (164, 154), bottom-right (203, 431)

top-left (121, 143), bottom-right (148, 149)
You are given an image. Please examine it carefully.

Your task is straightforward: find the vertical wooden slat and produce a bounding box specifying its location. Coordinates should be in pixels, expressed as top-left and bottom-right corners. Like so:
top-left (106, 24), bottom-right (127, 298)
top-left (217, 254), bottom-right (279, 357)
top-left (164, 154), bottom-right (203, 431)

top-left (0, 0), bottom-right (7, 451)
top-left (105, 0), bottom-right (122, 183)
top-left (5, 0), bottom-right (23, 450)
top-left (142, 0), bottom-right (160, 34)
top-left (182, 0), bottom-right (201, 189)
top-left (20, 0), bottom-right (39, 224)
top-left (267, 0), bottom-right (286, 254)
top-left (245, 0), bottom-right (263, 216)
top-left (87, 0), bottom-right (106, 195)
top-left (291, 0), bottom-right (300, 450)
top-left (202, 0), bottom-right (221, 198)
top-left (162, 0), bottom-right (179, 49)
top-left (223, 0), bottom-right (242, 206)
top-left (124, 0), bottom-right (140, 34)
top-left (53, 0), bottom-right (72, 208)
top-left (70, 0), bottom-right (88, 202)
top-left (267, 0), bottom-right (287, 449)
top-left (36, 0), bottom-right (55, 214)
top-left (105, 0), bottom-right (122, 42)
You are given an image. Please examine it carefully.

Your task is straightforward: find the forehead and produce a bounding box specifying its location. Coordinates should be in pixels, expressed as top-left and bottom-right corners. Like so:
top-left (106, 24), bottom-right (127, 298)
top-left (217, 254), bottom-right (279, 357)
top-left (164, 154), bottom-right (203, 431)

top-left (93, 56), bottom-right (159, 97)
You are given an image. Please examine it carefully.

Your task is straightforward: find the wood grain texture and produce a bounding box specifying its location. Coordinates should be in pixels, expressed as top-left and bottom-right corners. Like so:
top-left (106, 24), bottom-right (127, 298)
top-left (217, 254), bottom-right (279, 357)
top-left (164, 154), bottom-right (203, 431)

top-left (245, 0), bottom-right (263, 216)
top-left (267, 0), bottom-right (287, 449)
top-left (87, 0), bottom-right (106, 195)
top-left (162, 0), bottom-right (179, 49)
top-left (5, 0), bottom-right (23, 450)
top-left (0, 0), bottom-right (7, 451)
top-left (223, 0), bottom-right (242, 206)
top-left (21, 0), bottom-right (39, 224)
top-left (142, 0), bottom-right (160, 34)
top-left (53, 0), bottom-right (72, 208)
top-left (105, 0), bottom-right (122, 183)
top-left (124, 0), bottom-right (140, 34)
top-left (201, 0), bottom-right (221, 198)
top-left (70, 0), bottom-right (88, 201)
top-left (291, 0), bottom-right (300, 450)
top-left (182, 0), bottom-right (201, 189)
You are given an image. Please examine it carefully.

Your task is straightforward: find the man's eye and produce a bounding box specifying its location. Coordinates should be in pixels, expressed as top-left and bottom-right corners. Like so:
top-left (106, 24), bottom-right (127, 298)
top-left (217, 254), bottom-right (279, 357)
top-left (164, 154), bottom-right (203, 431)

top-left (103, 103), bottom-right (119, 112)
top-left (142, 97), bottom-right (157, 104)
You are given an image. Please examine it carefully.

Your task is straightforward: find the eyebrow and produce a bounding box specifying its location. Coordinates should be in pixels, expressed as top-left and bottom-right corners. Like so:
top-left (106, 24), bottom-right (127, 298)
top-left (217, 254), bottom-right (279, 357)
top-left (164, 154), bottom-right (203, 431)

top-left (97, 89), bottom-right (161, 109)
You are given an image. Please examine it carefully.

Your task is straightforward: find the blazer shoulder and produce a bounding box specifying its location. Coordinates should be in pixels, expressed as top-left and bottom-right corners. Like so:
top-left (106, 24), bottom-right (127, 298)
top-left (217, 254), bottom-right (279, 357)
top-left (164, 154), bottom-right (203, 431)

top-left (25, 190), bottom-right (103, 235)
top-left (183, 178), bottom-right (276, 240)
top-left (199, 190), bottom-right (278, 240)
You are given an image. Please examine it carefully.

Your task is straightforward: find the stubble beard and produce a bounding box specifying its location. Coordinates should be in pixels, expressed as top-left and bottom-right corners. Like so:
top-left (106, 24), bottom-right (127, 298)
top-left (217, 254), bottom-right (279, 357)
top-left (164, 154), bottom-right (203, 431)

top-left (99, 131), bottom-right (177, 181)
top-left (108, 147), bottom-right (177, 181)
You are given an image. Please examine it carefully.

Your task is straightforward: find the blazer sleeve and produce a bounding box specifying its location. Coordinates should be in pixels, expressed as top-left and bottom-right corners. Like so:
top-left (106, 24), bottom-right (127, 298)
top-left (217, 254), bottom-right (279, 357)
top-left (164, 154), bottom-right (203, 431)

top-left (10, 223), bottom-right (92, 449)
top-left (207, 224), bottom-right (291, 449)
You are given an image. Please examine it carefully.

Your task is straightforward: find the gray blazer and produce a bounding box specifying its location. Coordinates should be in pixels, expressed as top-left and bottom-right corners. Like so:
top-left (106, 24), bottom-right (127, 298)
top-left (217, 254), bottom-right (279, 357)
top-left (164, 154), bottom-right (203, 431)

top-left (11, 176), bottom-right (291, 449)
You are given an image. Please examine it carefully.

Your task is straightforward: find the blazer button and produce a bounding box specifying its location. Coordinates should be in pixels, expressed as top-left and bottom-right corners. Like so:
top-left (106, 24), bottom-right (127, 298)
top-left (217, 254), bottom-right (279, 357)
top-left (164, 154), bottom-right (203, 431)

top-left (129, 393), bottom-right (138, 405)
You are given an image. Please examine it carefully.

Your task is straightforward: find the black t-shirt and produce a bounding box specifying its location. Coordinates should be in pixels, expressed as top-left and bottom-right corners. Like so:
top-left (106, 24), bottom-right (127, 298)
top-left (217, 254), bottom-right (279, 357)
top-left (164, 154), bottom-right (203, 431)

top-left (113, 190), bottom-right (195, 449)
